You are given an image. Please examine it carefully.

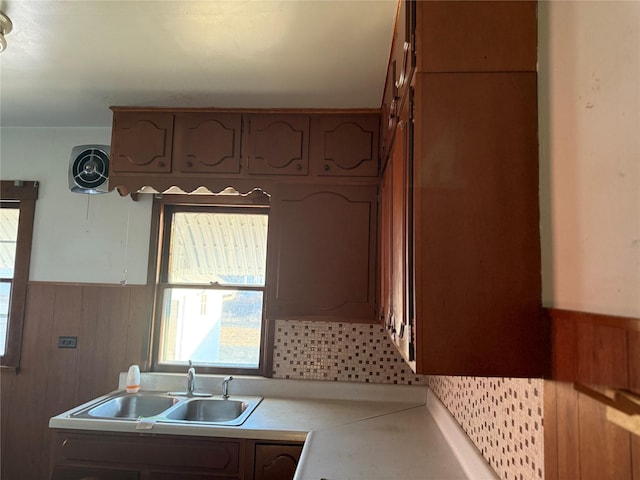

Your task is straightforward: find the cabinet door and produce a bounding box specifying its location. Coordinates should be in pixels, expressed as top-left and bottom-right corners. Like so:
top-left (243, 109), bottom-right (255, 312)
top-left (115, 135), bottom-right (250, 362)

top-left (267, 184), bottom-right (377, 320)
top-left (51, 431), bottom-right (242, 478)
top-left (244, 115), bottom-right (309, 175)
top-left (253, 444), bottom-right (302, 480)
top-left (173, 113), bottom-right (242, 174)
top-left (416, 1), bottom-right (537, 73)
top-left (310, 115), bottom-right (379, 177)
top-left (392, 0), bottom-right (416, 103)
top-left (378, 155), bottom-right (393, 329)
top-left (413, 72), bottom-right (543, 376)
top-left (111, 112), bottom-right (174, 173)
top-left (380, 60), bottom-right (398, 163)
top-left (388, 96), bottom-right (414, 368)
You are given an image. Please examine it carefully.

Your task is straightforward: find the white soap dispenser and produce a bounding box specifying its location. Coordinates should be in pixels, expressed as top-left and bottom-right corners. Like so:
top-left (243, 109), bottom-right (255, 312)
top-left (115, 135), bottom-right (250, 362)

top-left (126, 364), bottom-right (140, 393)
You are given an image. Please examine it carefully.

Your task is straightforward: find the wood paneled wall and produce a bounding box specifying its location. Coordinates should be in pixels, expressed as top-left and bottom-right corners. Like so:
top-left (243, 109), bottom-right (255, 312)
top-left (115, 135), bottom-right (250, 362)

top-left (545, 308), bottom-right (640, 480)
top-left (1, 282), bottom-right (151, 480)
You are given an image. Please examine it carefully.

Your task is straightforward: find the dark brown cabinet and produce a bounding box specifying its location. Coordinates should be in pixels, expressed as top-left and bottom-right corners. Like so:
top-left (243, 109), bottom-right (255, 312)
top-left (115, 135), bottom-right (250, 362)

top-left (411, 71), bottom-right (544, 376)
top-left (51, 466), bottom-right (139, 480)
top-left (415, 0), bottom-right (537, 73)
top-left (173, 112), bottom-right (242, 174)
top-left (378, 0), bottom-right (547, 377)
top-left (310, 115), bottom-right (379, 177)
top-left (244, 115), bottom-right (310, 176)
top-left (109, 109), bottom-right (379, 196)
top-left (268, 183), bottom-right (377, 321)
top-left (111, 112), bottom-right (174, 173)
top-left (50, 431), bottom-right (303, 480)
top-left (252, 444), bottom-right (302, 480)
top-left (50, 431), bottom-right (243, 479)
top-left (380, 0), bottom-right (415, 166)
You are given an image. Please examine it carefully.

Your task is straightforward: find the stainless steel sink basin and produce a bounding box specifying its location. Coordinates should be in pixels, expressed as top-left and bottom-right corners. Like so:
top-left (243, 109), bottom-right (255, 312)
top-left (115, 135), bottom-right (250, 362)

top-left (164, 398), bottom-right (252, 424)
top-left (85, 393), bottom-right (180, 419)
top-left (70, 391), bottom-right (262, 426)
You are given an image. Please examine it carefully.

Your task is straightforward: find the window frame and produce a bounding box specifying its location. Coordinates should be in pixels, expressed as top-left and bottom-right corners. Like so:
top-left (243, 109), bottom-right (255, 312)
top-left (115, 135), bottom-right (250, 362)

top-left (148, 193), bottom-right (272, 376)
top-left (0, 181), bottom-right (38, 369)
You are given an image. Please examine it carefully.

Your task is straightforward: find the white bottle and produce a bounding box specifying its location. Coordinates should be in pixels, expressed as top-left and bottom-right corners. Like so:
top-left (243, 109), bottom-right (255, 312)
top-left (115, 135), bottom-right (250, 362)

top-left (126, 365), bottom-right (140, 393)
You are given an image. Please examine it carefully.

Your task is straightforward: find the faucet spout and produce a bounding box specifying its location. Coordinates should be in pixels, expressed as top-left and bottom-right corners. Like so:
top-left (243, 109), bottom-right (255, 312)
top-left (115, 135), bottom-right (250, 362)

top-left (222, 376), bottom-right (234, 399)
top-left (186, 361), bottom-right (196, 396)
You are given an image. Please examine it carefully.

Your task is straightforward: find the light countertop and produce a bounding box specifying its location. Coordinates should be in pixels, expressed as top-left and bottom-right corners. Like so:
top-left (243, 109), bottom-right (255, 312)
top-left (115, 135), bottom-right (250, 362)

top-left (50, 373), bottom-right (496, 479)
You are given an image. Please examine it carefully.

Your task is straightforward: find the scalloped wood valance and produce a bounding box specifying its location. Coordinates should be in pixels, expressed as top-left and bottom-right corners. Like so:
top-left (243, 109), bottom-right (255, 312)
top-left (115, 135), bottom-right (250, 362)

top-left (109, 174), bottom-right (276, 199)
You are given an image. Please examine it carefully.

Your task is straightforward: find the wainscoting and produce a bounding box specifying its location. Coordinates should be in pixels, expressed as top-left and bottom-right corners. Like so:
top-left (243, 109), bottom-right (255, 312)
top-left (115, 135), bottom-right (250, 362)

top-left (1, 282), bottom-right (151, 480)
top-left (545, 308), bottom-right (640, 480)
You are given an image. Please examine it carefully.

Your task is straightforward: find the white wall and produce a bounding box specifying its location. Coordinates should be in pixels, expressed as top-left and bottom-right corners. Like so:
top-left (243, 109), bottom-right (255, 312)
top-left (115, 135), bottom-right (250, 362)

top-left (0, 127), bottom-right (152, 284)
top-left (539, 0), bottom-right (640, 318)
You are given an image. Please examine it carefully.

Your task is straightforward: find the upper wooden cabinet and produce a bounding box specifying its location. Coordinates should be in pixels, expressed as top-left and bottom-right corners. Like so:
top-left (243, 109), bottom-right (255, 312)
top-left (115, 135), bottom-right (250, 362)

top-left (380, 0), bottom-right (415, 164)
top-left (411, 72), bottom-right (545, 377)
top-left (111, 112), bottom-right (174, 173)
top-left (267, 183), bottom-right (377, 321)
top-left (173, 112), bottom-right (242, 174)
top-left (110, 109), bottom-right (379, 194)
top-left (378, 1), bottom-right (548, 377)
top-left (415, 1), bottom-right (537, 73)
top-left (379, 95), bottom-right (414, 369)
top-left (244, 114), bottom-right (310, 176)
top-left (310, 115), bottom-right (379, 177)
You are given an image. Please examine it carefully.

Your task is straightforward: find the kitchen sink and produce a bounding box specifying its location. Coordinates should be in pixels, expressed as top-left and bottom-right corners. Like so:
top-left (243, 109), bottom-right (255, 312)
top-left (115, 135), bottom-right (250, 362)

top-left (85, 393), bottom-right (180, 419)
top-left (70, 391), bottom-right (262, 426)
top-left (164, 398), bottom-right (251, 424)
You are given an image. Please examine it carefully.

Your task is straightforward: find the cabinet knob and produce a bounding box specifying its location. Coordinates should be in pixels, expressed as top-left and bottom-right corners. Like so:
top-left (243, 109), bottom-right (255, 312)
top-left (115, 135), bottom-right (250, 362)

top-left (296, 163), bottom-right (302, 171)
top-left (158, 161), bottom-right (165, 168)
top-left (323, 164), bottom-right (330, 172)
top-left (185, 161), bottom-right (193, 168)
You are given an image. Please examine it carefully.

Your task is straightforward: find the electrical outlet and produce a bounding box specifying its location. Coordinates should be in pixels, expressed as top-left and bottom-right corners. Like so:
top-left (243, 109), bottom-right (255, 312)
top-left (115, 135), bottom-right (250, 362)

top-left (58, 336), bottom-right (77, 349)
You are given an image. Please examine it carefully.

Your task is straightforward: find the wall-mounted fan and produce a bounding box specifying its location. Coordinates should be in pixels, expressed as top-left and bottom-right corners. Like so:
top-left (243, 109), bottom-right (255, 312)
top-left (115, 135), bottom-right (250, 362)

top-left (68, 145), bottom-right (110, 194)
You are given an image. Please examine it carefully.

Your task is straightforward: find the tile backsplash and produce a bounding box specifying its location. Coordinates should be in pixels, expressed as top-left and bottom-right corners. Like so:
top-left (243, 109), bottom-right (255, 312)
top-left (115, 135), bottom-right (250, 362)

top-left (271, 319), bottom-right (427, 384)
top-left (271, 319), bottom-right (544, 480)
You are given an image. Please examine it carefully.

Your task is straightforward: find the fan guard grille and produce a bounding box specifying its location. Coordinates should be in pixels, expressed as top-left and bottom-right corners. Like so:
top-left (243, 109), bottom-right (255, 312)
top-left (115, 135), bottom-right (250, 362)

top-left (71, 147), bottom-right (109, 190)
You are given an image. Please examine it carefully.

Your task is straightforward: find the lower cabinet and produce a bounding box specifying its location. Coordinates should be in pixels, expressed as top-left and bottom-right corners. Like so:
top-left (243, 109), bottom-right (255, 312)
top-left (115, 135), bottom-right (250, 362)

top-left (252, 444), bottom-right (302, 480)
top-left (50, 431), bottom-right (303, 480)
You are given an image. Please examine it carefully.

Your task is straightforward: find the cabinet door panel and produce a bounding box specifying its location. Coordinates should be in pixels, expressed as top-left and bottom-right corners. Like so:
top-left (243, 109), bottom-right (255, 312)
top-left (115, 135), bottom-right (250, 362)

top-left (413, 72), bottom-right (544, 376)
top-left (310, 116), bottom-right (379, 177)
top-left (389, 100), bottom-right (414, 367)
top-left (253, 444), bottom-right (302, 480)
top-left (378, 160), bottom-right (393, 327)
top-left (268, 184), bottom-right (377, 319)
top-left (416, 1), bottom-right (537, 73)
top-left (173, 113), bottom-right (242, 174)
top-left (392, 0), bottom-right (416, 103)
top-left (245, 115), bottom-right (309, 175)
top-left (111, 112), bottom-right (174, 173)
top-left (57, 432), bottom-right (240, 473)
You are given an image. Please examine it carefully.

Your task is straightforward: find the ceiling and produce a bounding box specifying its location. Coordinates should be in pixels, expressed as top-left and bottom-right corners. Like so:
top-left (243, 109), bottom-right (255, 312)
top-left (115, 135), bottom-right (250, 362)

top-left (0, 0), bottom-right (397, 128)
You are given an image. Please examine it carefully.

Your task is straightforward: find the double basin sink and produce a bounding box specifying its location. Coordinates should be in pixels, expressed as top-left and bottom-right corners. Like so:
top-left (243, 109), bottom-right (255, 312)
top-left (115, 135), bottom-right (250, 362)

top-left (71, 391), bottom-right (263, 427)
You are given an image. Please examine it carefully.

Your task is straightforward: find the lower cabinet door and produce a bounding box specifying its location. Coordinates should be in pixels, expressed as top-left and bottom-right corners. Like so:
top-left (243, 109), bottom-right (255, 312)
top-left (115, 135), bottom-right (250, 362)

top-left (51, 466), bottom-right (139, 480)
top-left (253, 444), bottom-right (302, 480)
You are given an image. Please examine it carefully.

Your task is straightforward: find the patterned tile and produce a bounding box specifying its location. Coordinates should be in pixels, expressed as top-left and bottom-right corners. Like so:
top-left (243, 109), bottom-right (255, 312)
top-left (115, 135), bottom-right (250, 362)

top-left (271, 319), bottom-right (544, 480)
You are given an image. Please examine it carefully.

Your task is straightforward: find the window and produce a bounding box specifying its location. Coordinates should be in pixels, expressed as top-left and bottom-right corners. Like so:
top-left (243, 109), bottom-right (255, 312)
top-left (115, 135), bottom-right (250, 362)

top-left (0, 181), bottom-right (38, 368)
top-left (151, 194), bottom-right (270, 375)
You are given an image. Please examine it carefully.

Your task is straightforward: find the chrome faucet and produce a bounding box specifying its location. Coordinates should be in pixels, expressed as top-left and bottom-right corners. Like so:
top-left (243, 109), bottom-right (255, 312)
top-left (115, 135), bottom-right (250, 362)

top-left (168, 360), bottom-right (212, 397)
top-left (222, 375), bottom-right (234, 399)
top-left (186, 360), bottom-right (196, 396)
